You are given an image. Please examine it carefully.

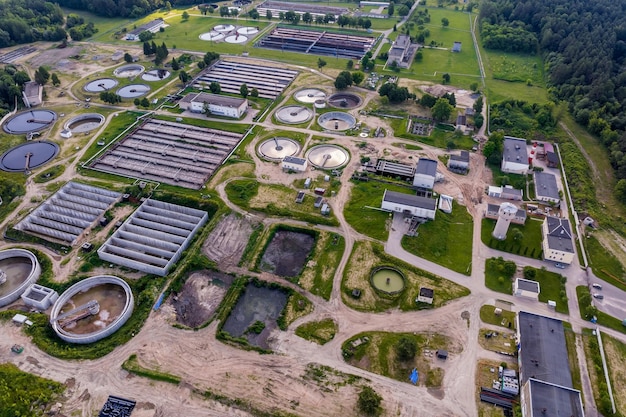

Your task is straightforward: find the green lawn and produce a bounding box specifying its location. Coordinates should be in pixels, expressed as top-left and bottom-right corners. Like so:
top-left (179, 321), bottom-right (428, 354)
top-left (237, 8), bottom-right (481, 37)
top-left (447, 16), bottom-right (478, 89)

top-left (389, 117), bottom-right (476, 149)
top-left (300, 232), bottom-right (345, 300)
top-left (0, 363), bottom-right (65, 417)
top-left (481, 218), bottom-right (543, 259)
top-left (577, 286), bottom-right (626, 334)
top-left (525, 266), bottom-right (568, 314)
top-left (61, 7), bottom-right (132, 42)
top-left (401, 202), bottom-right (473, 275)
top-left (344, 180), bottom-right (413, 241)
top-left (484, 257), bottom-right (516, 294)
top-left (585, 233), bottom-right (626, 292)
top-left (479, 304), bottom-right (516, 330)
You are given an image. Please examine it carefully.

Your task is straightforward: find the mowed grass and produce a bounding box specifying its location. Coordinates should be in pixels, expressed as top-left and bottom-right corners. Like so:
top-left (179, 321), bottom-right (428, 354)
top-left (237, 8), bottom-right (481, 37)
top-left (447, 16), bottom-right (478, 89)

top-left (401, 202), bottom-right (473, 275)
top-left (526, 266), bottom-right (568, 314)
top-left (61, 7), bottom-right (132, 41)
top-left (479, 305), bottom-right (516, 330)
top-left (343, 180), bottom-right (413, 241)
top-left (481, 218), bottom-right (544, 259)
top-left (584, 234), bottom-right (626, 291)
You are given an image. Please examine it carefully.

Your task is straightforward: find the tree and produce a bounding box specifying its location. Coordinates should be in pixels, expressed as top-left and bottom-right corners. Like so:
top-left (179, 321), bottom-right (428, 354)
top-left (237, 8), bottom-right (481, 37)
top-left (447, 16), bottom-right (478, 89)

top-left (347, 60), bottom-right (354, 69)
top-left (358, 386), bottom-right (382, 416)
top-left (388, 2), bottom-right (395, 16)
top-left (250, 87), bottom-right (259, 98)
top-left (138, 31), bottom-right (154, 42)
top-left (334, 71), bottom-right (353, 89)
top-left (240, 83), bottom-right (249, 98)
top-left (512, 228), bottom-right (524, 241)
top-left (352, 71), bottom-right (364, 85)
top-left (171, 57), bottom-right (180, 71)
top-left (203, 51), bottom-right (220, 65)
top-left (523, 267), bottom-right (536, 280)
top-left (420, 94), bottom-right (437, 108)
top-left (143, 42), bottom-right (152, 56)
top-left (302, 12), bottom-right (312, 24)
top-left (442, 73), bottom-right (450, 84)
top-left (178, 70), bottom-right (190, 83)
top-left (209, 81), bottom-right (221, 94)
top-left (140, 97), bottom-right (150, 107)
top-left (182, 11), bottom-right (189, 20)
top-left (51, 73), bottom-right (60, 86)
top-left (389, 60), bottom-right (400, 72)
top-left (248, 9), bottom-right (259, 20)
top-left (615, 179), bottom-right (626, 203)
top-left (99, 91), bottom-right (121, 104)
top-left (432, 98), bottom-right (453, 121)
top-left (398, 5), bottom-right (410, 16)
top-left (266, 10), bottom-right (272, 20)
top-left (441, 17), bottom-right (449, 27)
top-left (396, 336), bottom-right (417, 361)
top-left (473, 95), bottom-right (483, 113)
top-left (470, 82), bottom-right (479, 92)
top-left (317, 58), bottom-right (327, 71)
top-left (219, 6), bottom-right (230, 17)
top-left (34, 66), bottom-right (50, 85)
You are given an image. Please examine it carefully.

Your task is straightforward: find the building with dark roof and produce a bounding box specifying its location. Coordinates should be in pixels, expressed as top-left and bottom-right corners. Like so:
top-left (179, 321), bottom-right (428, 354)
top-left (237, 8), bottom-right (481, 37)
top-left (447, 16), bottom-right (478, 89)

top-left (386, 34), bottom-right (419, 68)
top-left (534, 171), bottom-right (560, 205)
top-left (485, 203), bottom-right (526, 224)
top-left (413, 158), bottom-right (437, 189)
top-left (542, 216), bottom-right (575, 264)
top-left (375, 159), bottom-right (415, 180)
top-left (514, 278), bottom-right (540, 300)
top-left (488, 185), bottom-right (523, 201)
top-left (448, 150), bottom-right (470, 172)
top-left (517, 312), bottom-right (584, 417)
top-left (282, 156), bottom-right (308, 172)
top-left (417, 287), bottom-right (434, 304)
top-left (178, 92), bottom-right (248, 118)
top-left (381, 189), bottom-right (437, 220)
top-left (502, 137), bottom-right (529, 174)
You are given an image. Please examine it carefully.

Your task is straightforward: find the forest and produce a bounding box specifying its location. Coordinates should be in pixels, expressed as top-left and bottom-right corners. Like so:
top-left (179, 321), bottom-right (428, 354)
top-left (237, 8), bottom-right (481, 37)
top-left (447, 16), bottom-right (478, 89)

top-left (54, 0), bottom-right (207, 18)
top-left (0, 65), bottom-right (32, 117)
top-left (0, 0), bottom-right (67, 47)
top-left (479, 0), bottom-right (626, 184)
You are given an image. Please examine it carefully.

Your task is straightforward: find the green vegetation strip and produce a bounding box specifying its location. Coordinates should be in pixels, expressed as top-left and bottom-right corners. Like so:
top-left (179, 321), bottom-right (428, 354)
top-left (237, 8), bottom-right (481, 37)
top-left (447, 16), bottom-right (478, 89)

top-left (401, 202), bottom-right (473, 275)
top-left (576, 286), bottom-right (626, 334)
top-left (583, 329), bottom-right (619, 416)
top-left (479, 305), bottom-right (516, 330)
top-left (0, 363), bottom-right (64, 417)
top-left (122, 354), bottom-right (181, 384)
top-left (295, 318), bottom-right (338, 345)
top-left (481, 218), bottom-right (543, 259)
top-left (584, 234), bottom-right (626, 292)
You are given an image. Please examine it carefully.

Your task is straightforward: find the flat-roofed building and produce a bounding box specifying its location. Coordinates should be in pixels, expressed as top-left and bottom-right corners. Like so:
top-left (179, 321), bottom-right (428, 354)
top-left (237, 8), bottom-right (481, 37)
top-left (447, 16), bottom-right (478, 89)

top-left (22, 81), bottom-right (42, 107)
top-left (413, 158), bottom-right (437, 189)
top-left (125, 18), bottom-right (166, 40)
top-left (514, 278), bottom-right (540, 300)
top-left (534, 171), bottom-right (560, 205)
top-left (448, 150), bottom-right (470, 172)
top-left (502, 137), bottom-right (529, 174)
top-left (282, 156), bottom-right (308, 172)
top-left (178, 92), bottom-right (248, 118)
top-left (375, 159), bottom-right (415, 181)
top-left (485, 203), bottom-right (526, 224)
top-left (381, 190), bottom-right (437, 220)
top-left (542, 216), bottom-right (575, 264)
top-left (488, 185), bottom-right (523, 201)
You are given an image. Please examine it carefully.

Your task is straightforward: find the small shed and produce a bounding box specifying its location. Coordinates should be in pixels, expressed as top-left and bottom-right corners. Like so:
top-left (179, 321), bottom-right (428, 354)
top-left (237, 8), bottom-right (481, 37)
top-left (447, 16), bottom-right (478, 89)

top-left (12, 314), bottom-right (28, 325)
top-left (321, 203), bottom-right (331, 215)
top-left (416, 287), bottom-right (434, 304)
top-left (514, 278), bottom-right (540, 300)
top-left (295, 191), bottom-right (305, 204)
top-left (314, 187), bottom-right (326, 195)
top-left (436, 350), bottom-right (448, 360)
top-left (304, 178), bottom-right (312, 188)
top-left (314, 196), bottom-right (324, 208)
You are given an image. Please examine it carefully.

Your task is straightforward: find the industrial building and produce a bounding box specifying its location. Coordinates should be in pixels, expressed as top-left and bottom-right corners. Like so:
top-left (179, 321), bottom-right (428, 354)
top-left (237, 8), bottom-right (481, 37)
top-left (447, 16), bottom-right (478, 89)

top-left (488, 185), bottom-right (523, 201)
top-left (413, 158), bottom-right (437, 189)
top-left (448, 150), bottom-right (470, 173)
top-left (485, 203), bottom-right (526, 224)
top-left (517, 312), bottom-right (584, 417)
top-left (178, 92), bottom-right (248, 118)
top-left (381, 190), bottom-right (437, 220)
top-left (541, 216), bottom-right (575, 264)
top-left (98, 199), bottom-right (208, 276)
top-left (386, 34), bottom-right (419, 68)
top-left (501, 137), bottom-right (529, 174)
top-left (22, 81), bottom-right (42, 107)
top-left (282, 156), bottom-right (308, 172)
top-left (534, 171), bottom-right (560, 206)
top-left (125, 18), bottom-right (166, 40)
top-left (513, 278), bottom-right (540, 300)
top-left (375, 159), bottom-right (415, 181)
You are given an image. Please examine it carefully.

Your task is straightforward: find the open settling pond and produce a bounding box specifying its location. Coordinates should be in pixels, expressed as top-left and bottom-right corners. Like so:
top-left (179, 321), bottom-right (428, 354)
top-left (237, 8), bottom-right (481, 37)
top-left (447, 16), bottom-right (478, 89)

top-left (222, 284), bottom-right (288, 349)
top-left (259, 230), bottom-right (315, 277)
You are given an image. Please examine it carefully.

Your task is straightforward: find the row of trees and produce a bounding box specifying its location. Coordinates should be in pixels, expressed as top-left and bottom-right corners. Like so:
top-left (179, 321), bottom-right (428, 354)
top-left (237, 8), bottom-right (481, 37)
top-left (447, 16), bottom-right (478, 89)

top-left (143, 41), bottom-right (169, 65)
top-left (0, 0), bottom-right (66, 47)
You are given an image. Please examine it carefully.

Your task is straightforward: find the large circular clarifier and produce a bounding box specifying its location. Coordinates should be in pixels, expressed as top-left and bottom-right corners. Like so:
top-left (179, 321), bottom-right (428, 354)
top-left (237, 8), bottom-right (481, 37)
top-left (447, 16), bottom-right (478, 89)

top-left (113, 64), bottom-right (145, 78)
top-left (275, 106), bottom-right (313, 124)
top-left (328, 92), bottom-right (362, 109)
top-left (294, 88), bottom-right (327, 103)
top-left (65, 113), bottom-right (105, 133)
top-left (214, 24), bottom-right (235, 32)
top-left (317, 111), bottom-right (356, 131)
top-left (84, 78), bottom-right (118, 93)
top-left (50, 275), bottom-right (134, 344)
top-left (2, 110), bottom-right (57, 134)
top-left (0, 141), bottom-right (60, 172)
top-left (199, 31), bottom-right (225, 41)
top-left (306, 144), bottom-right (349, 169)
top-left (141, 69), bottom-right (171, 82)
top-left (258, 137), bottom-right (301, 161)
top-left (117, 84), bottom-right (150, 98)
top-left (225, 34), bottom-right (248, 44)
top-left (0, 249), bottom-right (41, 308)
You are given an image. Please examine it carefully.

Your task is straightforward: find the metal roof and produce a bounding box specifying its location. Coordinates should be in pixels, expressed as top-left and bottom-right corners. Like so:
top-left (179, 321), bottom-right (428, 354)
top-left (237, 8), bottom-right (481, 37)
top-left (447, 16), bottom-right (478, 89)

top-left (283, 156), bottom-right (307, 165)
top-left (450, 150), bottom-right (470, 163)
top-left (383, 190), bottom-right (436, 210)
top-left (375, 159), bottom-right (415, 177)
top-left (516, 278), bottom-right (539, 293)
top-left (415, 158), bottom-right (437, 176)
top-left (534, 172), bottom-right (560, 200)
top-left (503, 137), bottom-right (528, 164)
top-left (527, 379), bottom-right (584, 417)
top-left (181, 92), bottom-right (247, 108)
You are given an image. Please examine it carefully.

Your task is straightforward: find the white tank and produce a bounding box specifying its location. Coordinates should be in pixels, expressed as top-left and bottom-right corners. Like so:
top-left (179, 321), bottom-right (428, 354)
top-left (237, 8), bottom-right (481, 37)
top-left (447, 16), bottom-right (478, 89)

top-left (493, 202), bottom-right (518, 240)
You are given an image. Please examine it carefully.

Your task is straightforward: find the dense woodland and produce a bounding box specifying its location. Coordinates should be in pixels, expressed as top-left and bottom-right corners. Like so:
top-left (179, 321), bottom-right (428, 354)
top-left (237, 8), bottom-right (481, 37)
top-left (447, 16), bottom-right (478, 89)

top-left (479, 0), bottom-right (626, 183)
top-left (0, 0), bottom-right (67, 47)
top-left (55, 0), bottom-right (206, 18)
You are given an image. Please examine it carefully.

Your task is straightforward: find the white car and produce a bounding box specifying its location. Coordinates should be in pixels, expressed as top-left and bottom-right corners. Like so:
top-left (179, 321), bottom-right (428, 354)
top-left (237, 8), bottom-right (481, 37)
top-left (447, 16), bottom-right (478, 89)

top-left (554, 263), bottom-right (565, 269)
top-left (592, 283), bottom-right (603, 290)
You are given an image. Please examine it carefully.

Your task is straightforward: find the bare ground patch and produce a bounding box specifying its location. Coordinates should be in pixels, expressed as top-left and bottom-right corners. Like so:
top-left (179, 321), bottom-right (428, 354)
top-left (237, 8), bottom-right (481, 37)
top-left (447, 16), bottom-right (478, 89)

top-left (203, 213), bottom-right (257, 268)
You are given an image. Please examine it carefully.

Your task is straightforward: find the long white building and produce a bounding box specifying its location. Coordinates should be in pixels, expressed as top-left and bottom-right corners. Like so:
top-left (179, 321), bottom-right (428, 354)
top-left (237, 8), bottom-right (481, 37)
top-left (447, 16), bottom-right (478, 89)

top-left (381, 190), bottom-right (437, 220)
top-left (178, 92), bottom-right (248, 118)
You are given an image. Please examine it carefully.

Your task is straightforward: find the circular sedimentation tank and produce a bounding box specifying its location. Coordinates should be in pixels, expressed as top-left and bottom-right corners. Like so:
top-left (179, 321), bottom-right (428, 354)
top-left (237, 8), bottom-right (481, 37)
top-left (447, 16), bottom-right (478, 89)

top-left (64, 113), bottom-right (105, 133)
top-left (328, 92), bottom-right (362, 109)
top-left (199, 31), bottom-right (225, 41)
top-left (0, 249), bottom-right (41, 308)
top-left (117, 84), bottom-right (150, 98)
top-left (275, 105), bottom-right (313, 124)
top-left (84, 78), bottom-right (118, 93)
top-left (0, 141), bottom-right (60, 172)
top-left (113, 64), bottom-right (145, 78)
top-left (306, 144), bottom-right (349, 169)
top-left (237, 26), bottom-right (259, 35)
top-left (2, 109), bottom-right (57, 134)
top-left (294, 88), bottom-right (326, 103)
top-left (141, 69), bottom-right (171, 82)
top-left (225, 34), bottom-right (248, 44)
top-left (370, 266), bottom-right (405, 295)
top-left (317, 111), bottom-right (356, 131)
top-left (214, 24), bottom-right (235, 32)
top-left (50, 275), bottom-right (134, 344)
top-left (258, 137), bottom-right (301, 161)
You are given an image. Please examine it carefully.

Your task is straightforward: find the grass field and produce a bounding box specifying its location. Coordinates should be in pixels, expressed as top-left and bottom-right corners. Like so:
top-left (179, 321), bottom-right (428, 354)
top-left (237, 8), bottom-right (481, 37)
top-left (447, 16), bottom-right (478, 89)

top-left (479, 304), bottom-right (516, 330)
top-left (481, 218), bottom-right (543, 259)
top-left (576, 286), bottom-right (626, 335)
top-left (295, 318), bottom-right (338, 345)
top-left (401, 202), bottom-right (473, 275)
top-left (585, 233), bottom-right (626, 291)
top-left (525, 266), bottom-right (568, 314)
top-left (484, 257), bottom-right (515, 294)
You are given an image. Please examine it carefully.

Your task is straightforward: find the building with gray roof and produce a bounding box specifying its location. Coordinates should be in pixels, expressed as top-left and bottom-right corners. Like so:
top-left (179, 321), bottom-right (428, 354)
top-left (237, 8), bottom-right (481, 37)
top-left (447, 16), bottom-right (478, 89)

top-left (22, 81), bottom-right (42, 108)
top-left (178, 92), bottom-right (248, 118)
top-left (413, 158), bottom-right (437, 189)
top-left (375, 159), bottom-right (415, 180)
top-left (502, 136), bottom-right (529, 174)
top-left (381, 189), bottom-right (437, 220)
top-left (534, 171), bottom-right (560, 205)
top-left (542, 216), bottom-right (575, 264)
top-left (517, 312), bottom-right (584, 417)
top-left (387, 34), bottom-right (419, 68)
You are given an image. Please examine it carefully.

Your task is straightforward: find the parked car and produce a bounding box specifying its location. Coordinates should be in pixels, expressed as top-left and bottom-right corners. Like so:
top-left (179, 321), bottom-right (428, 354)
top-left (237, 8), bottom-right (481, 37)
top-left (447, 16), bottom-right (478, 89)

top-left (555, 263), bottom-right (565, 269)
top-left (593, 293), bottom-right (604, 299)
top-left (592, 283), bottom-right (603, 290)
